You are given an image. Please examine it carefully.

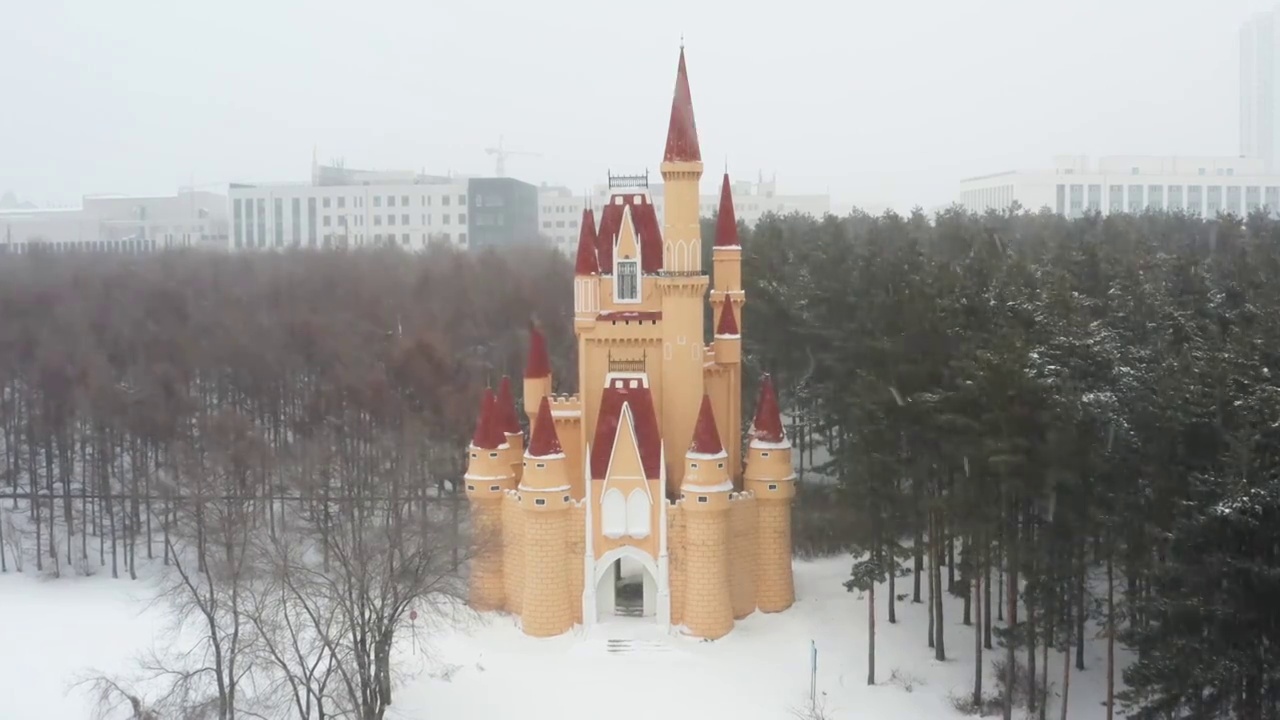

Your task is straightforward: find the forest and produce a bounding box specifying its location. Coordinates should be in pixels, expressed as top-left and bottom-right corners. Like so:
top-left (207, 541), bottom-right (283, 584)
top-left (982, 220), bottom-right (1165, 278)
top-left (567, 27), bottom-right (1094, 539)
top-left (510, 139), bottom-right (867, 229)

top-left (2, 205), bottom-right (1279, 719)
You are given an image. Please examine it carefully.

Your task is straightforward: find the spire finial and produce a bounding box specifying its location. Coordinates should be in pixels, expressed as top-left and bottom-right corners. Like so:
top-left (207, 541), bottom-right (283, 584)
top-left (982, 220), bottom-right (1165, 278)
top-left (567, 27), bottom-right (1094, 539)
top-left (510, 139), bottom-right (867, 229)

top-left (680, 33), bottom-right (684, 49)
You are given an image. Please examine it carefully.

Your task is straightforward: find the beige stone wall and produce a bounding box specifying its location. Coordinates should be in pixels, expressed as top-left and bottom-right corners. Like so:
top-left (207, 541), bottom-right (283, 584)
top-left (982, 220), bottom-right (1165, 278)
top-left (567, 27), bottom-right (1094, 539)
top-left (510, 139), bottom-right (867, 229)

top-left (502, 493), bottom-right (525, 614)
top-left (468, 498), bottom-right (506, 611)
top-left (728, 493), bottom-right (758, 619)
top-left (567, 503), bottom-right (585, 625)
top-left (756, 498), bottom-right (795, 612)
top-left (667, 502), bottom-right (686, 628)
top-left (680, 504), bottom-right (734, 639)
top-left (521, 508), bottom-right (574, 637)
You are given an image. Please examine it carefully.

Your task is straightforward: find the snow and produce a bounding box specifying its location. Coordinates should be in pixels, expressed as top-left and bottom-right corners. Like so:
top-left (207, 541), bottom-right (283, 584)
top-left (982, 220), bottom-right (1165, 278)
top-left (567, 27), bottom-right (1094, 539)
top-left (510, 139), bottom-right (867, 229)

top-left (750, 438), bottom-right (792, 450)
top-left (681, 480), bottom-right (736, 493)
top-left (518, 484), bottom-right (572, 493)
top-left (686, 450), bottom-right (729, 461)
top-left (0, 557), bottom-right (1128, 720)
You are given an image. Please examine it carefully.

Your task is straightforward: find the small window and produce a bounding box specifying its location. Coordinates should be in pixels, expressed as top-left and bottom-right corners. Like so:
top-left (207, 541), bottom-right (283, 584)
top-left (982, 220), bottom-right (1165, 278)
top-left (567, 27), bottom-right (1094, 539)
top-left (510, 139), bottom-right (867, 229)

top-left (690, 463), bottom-right (699, 469)
top-left (616, 259), bottom-right (639, 301)
top-left (717, 462), bottom-right (725, 469)
top-left (761, 452), bottom-right (771, 458)
top-left (470, 452), bottom-right (477, 459)
top-left (768, 483), bottom-right (778, 491)
top-left (466, 484), bottom-right (475, 491)
top-left (535, 498), bottom-right (547, 506)
top-left (697, 496), bottom-right (708, 504)
top-left (563, 495), bottom-right (571, 502)
top-left (488, 452), bottom-right (499, 458)
top-left (490, 485), bottom-right (501, 492)
top-left (536, 462), bottom-right (546, 469)
top-left (388, 196), bottom-right (396, 207)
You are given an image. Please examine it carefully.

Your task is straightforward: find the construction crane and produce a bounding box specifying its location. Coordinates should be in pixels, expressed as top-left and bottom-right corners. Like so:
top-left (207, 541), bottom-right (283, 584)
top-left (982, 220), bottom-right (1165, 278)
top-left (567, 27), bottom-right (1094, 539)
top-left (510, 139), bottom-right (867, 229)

top-left (485, 136), bottom-right (541, 177)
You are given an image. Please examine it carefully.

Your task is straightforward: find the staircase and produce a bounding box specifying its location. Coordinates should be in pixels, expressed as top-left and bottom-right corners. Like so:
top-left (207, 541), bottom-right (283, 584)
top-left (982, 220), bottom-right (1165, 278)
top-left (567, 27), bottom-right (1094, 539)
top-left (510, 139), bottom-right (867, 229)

top-left (603, 637), bottom-right (673, 655)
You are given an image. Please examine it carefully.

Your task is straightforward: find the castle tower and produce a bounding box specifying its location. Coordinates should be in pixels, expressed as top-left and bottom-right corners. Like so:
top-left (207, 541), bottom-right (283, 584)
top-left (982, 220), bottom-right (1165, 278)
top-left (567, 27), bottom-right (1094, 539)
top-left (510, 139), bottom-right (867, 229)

top-left (495, 376), bottom-right (524, 481)
top-left (524, 322), bottom-right (553, 421)
top-left (659, 47), bottom-right (709, 494)
top-left (710, 173), bottom-right (746, 481)
top-left (743, 375), bottom-right (796, 612)
top-left (464, 388), bottom-right (516, 611)
top-left (679, 395), bottom-right (735, 639)
top-left (519, 396), bottom-right (575, 637)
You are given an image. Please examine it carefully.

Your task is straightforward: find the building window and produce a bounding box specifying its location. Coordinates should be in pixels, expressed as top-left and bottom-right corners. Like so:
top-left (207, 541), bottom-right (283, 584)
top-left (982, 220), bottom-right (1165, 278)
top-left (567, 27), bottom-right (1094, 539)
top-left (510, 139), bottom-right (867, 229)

top-left (768, 483), bottom-right (778, 491)
top-left (1247, 186), bottom-right (1262, 212)
top-left (1128, 185), bottom-right (1143, 213)
top-left (1188, 185), bottom-right (1204, 215)
top-left (458, 194), bottom-right (466, 205)
top-left (1087, 184), bottom-right (1101, 212)
top-left (490, 485), bottom-right (501, 492)
top-left (443, 214), bottom-right (451, 224)
top-left (535, 498), bottom-right (546, 506)
top-left (388, 214), bottom-right (396, 226)
top-left (401, 214), bottom-right (409, 225)
top-left (1109, 185), bottom-right (1123, 213)
top-left (256, 199), bottom-right (266, 248)
top-left (1168, 185), bottom-right (1184, 212)
top-left (274, 198), bottom-right (284, 247)
top-left (1207, 186), bottom-right (1222, 215)
top-left (1148, 185), bottom-right (1164, 211)
top-left (616, 259), bottom-right (639, 301)
top-left (291, 198), bottom-right (301, 244)
top-left (374, 215), bottom-right (382, 226)
top-left (337, 197), bottom-right (345, 209)
top-left (1069, 184), bottom-right (1083, 217)
top-left (1266, 187), bottom-right (1280, 215)
top-left (1227, 186), bottom-right (1242, 215)
top-left (401, 195), bottom-right (409, 206)
top-left (1055, 184), bottom-right (1065, 214)
top-left (323, 216), bottom-right (331, 227)
top-left (233, 199), bottom-right (243, 248)
top-left (459, 213), bottom-right (466, 224)
top-left (374, 196), bottom-right (382, 207)
top-left (323, 197), bottom-right (331, 208)
top-left (1131, 166), bottom-right (1139, 175)
top-left (442, 195), bottom-right (451, 206)
top-left (459, 233), bottom-right (467, 243)
top-left (388, 196), bottom-right (397, 208)
top-left (402, 233), bottom-right (409, 244)
top-left (697, 496), bottom-right (708, 504)
top-left (307, 198), bottom-right (317, 246)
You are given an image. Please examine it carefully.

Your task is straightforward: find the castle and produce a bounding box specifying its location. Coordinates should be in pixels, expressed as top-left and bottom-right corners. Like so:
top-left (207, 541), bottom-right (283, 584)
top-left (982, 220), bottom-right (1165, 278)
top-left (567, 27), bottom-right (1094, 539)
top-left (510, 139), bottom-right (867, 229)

top-left (463, 47), bottom-right (796, 639)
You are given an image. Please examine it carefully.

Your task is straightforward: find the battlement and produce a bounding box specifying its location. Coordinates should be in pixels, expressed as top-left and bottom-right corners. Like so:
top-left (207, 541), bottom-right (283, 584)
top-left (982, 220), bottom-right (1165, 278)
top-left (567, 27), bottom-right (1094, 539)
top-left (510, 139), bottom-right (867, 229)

top-left (548, 394), bottom-right (582, 419)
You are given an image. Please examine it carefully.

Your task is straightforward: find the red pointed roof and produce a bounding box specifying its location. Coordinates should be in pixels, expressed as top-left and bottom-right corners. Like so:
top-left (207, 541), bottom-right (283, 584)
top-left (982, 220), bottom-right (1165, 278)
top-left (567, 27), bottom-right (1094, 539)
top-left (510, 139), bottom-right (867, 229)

top-left (715, 303), bottom-right (739, 336)
top-left (688, 394), bottom-right (724, 455)
top-left (524, 322), bottom-right (551, 379)
top-left (574, 207), bottom-right (599, 275)
top-left (595, 195), bottom-right (664, 274)
top-left (495, 376), bottom-right (522, 435)
top-left (589, 377), bottom-right (663, 479)
top-left (715, 173), bottom-right (739, 247)
top-left (470, 388), bottom-right (506, 450)
top-left (749, 374), bottom-right (787, 444)
top-left (663, 47), bottom-right (701, 163)
top-left (526, 396), bottom-right (563, 457)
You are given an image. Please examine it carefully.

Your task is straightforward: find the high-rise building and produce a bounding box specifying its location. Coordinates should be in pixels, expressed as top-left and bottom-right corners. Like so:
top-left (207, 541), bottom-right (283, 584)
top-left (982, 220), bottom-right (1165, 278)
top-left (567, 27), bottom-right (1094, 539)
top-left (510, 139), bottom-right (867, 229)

top-left (1241, 9), bottom-right (1280, 170)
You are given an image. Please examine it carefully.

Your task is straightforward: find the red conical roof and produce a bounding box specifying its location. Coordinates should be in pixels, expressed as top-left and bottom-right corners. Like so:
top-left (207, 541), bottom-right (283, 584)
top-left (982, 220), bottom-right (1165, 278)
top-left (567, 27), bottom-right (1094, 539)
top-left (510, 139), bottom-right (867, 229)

top-left (663, 47), bottom-right (701, 163)
top-left (750, 374), bottom-right (786, 444)
top-left (470, 388), bottom-right (506, 450)
top-left (524, 322), bottom-right (551, 379)
top-left (495, 376), bottom-right (522, 435)
top-left (574, 207), bottom-right (599, 275)
top-left (716, 303), bottom-right (739, 336)
top-left (715, 173), bottom-right (739, 247)
top-left (526, 396), bottom-right (563, 457)
top-left (688, 394), bottom-right (724, 455)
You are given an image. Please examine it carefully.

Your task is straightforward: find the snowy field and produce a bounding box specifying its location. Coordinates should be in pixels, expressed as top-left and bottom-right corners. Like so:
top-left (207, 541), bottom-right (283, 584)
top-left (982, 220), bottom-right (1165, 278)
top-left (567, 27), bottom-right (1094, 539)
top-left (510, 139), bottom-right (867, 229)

top-left (0, 556), bottom-right (1125, 720)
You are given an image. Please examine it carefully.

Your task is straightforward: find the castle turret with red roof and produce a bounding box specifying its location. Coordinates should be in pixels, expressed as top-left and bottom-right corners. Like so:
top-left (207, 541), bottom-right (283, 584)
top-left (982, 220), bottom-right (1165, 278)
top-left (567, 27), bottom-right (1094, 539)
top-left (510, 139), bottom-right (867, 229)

top-left (495, 376), bottom-right (524, 480)
top-left (743, 374), bottom-right (797, 612)
top-left (677, 394), bottom-right (735, 639)
top-left (523, 322), bottom-right (553, 421)
top-left (710, 172), bottom-right (746, 479)
top-left (464, 387), bottom-right (517, 610)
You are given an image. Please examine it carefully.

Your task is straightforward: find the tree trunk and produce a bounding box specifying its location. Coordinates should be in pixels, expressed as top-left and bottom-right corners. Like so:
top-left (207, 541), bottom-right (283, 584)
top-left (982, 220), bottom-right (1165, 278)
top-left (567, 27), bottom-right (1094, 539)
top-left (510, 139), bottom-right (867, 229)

top-left (867, 573), bottom-right (876, 686)
top-left (888, 559), bottom-right (897, 624)
top-left (913, 508), bottom-right (923, 604)
top-left (1003, 510), bottom-right (1018, 720)
top-left (1075, 550), bottom-right (1086, 672)
top-left (1106, 545), bottom-right (1115, 720)
top-left (974, 546), bottom-right (983, 708)
top-left (927, 509), bottom-right (935, 649)
top-left (933, 509), bottom-right (946, 661)
top-left (1060, 605), bottom-right (1071, 720)
top-left (984, 543), bottom-right (993, 650)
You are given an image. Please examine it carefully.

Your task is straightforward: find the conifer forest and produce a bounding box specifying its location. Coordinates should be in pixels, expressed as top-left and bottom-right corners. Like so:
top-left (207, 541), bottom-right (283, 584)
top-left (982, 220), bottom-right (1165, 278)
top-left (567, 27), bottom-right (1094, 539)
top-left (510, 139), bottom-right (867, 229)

top-left (2, 206), bottom-right (1279, 719)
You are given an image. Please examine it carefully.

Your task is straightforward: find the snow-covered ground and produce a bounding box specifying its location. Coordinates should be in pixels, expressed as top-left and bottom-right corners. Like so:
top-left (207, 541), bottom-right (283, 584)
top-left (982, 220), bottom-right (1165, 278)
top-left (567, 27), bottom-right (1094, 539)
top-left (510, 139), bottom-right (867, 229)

top-left (0, 557), bottom-right (1126, 720)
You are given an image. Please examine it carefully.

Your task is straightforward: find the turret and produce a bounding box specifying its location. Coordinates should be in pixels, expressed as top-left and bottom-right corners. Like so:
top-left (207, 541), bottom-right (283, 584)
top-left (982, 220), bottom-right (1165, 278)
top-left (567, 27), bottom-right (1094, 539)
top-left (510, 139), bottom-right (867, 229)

top-left (712, 172), bottom-right (743, 291)
top-left (464, 388), bottom-right (516, 611)
top-left (660, 46), bottom-right (704, 273)
top-left (495, 376), bottom-right (524, 481)
top-left (679, 395), bottom-right (734, 639)
top-left (709, 172), bottom-right (745, 480)
top-left (523, 322), bottom-right (552, 421)
top-left (713, 303), bottom-right (740, 366)
top-left (743, 374), bottom-right (796, 613)
top-left (519, 397), bottom-right (574, 637)
top-left (573, 207), bottom-right (600, 321)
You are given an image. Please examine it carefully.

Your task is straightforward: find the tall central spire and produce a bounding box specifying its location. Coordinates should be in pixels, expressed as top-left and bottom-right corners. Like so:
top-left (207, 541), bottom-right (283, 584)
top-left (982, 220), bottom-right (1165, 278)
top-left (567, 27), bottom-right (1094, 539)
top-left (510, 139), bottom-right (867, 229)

top-left (663, 47), bottom-right (701, 163)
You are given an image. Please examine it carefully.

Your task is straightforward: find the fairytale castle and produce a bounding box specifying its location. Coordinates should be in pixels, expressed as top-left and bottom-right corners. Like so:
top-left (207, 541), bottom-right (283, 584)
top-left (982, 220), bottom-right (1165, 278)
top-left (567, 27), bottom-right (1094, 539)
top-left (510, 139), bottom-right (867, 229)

top-left (463, 47), bottom-right (796, 639)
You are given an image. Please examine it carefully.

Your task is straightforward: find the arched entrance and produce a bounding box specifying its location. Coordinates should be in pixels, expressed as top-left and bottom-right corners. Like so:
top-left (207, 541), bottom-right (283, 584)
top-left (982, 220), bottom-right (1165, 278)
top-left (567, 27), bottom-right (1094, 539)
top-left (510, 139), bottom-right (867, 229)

top-left (593, 547), bottom-right (659, 622)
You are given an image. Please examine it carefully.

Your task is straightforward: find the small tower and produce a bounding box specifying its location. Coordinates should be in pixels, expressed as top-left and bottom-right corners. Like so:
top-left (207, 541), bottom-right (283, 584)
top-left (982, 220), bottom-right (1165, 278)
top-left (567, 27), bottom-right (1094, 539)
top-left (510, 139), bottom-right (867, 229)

top-left (679, 395), bottom-right (734, 639)
top-left (524, 322), bottom-right (553, 421)
top-left (573, 207), bottom-right (600, 323)
top-left (710, 172), bottom-right (746, 480)
top-left (743, 375), bottom-right (796, 612)
top-left (495, 376), bottom-right (524, 481)
top-left (519, 396), bottom-right (575, 637)
top-left (464, 388), bottom-right (516, 611)
top-left (660, 46), bottom-right (704, 273)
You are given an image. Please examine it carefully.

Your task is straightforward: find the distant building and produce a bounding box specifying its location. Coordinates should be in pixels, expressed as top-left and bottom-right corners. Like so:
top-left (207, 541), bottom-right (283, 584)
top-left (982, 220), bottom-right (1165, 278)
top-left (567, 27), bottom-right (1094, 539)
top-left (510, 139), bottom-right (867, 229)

top-left (1242, 9), bottom-right (1280, 171)
top-left (537, 174), bottom-right (830, 253)
top-left (227, 163), bottom-right (542, 252)
top-left (0, 189), bottom-right (228, 255)
top-left (958, 155), bottom-right (1280, 217)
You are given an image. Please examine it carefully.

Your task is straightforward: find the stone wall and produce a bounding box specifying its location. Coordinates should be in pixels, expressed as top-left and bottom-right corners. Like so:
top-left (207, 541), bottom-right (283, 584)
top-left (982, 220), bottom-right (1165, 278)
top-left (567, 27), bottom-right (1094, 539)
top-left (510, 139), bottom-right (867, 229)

top-left (728, 493), bottom-right (758, 619)
top-left (501, 493), bottom-right (525, 614)
top-left (667, 501), bottom-right (686, 628)
top-left (468, 498), bottom-right (506, 611)
top-left (567, 502), bottom-right (585, 625)
top-left (521, 506), bottom-right (573, 637)
top-left (756, 498), bottom-right (795, 612)
top-left (679, 503), bottom-right (734, 639)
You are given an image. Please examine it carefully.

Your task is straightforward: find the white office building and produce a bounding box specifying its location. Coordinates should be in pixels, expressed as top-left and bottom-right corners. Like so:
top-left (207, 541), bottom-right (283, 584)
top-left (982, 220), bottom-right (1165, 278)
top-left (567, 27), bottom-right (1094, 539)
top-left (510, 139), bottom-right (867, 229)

top-left (0, 189), bottom-right (228, 254)
top-left (959, 155), bottom-right (1280, 218)
top-left (537, 173), bottom-right (830, 252)
top-left (1242, 9), bottom-right (1280, 171)
top-left (229, 164), bottom-right (473, 251)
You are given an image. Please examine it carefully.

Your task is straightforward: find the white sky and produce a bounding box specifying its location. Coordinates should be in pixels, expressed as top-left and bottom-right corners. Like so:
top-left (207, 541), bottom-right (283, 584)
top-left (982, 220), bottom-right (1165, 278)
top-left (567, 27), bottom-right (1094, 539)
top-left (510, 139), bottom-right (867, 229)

top-left (2, 0), bottom-right (1276, 212)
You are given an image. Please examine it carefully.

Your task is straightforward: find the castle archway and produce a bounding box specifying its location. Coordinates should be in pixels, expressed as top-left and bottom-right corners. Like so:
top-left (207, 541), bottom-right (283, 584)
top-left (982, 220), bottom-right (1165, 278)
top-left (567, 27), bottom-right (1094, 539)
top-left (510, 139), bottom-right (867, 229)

top-left (593, 546), bottom-right (660, 622)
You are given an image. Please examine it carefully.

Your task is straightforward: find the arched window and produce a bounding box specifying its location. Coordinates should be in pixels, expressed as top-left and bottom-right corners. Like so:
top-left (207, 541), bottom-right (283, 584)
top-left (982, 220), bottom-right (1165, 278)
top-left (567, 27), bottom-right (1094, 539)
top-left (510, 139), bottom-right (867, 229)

top-left (626, 490), bottom-right (650, 539)
top-left (601, 488), bottom-right (626, 539)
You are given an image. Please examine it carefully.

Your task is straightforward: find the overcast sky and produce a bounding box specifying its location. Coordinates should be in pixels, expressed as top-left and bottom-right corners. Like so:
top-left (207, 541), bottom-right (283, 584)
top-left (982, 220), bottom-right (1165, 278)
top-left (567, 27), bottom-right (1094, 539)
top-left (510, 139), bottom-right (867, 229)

top-left (2, 0), bottom-right (1276, 212)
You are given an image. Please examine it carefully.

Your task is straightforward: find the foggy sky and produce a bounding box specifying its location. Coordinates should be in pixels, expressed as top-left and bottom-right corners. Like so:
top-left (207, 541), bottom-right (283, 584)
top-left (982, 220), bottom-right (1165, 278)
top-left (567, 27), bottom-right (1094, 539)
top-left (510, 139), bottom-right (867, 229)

top-left (2, 0), bottom-right (1273, 213)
